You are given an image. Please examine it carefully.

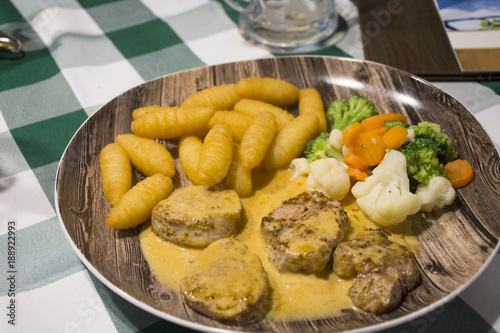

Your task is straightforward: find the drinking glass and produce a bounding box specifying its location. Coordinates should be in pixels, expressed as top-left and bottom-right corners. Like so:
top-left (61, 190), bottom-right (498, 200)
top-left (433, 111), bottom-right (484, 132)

top-left (223, 0), bottom-right (345, 53)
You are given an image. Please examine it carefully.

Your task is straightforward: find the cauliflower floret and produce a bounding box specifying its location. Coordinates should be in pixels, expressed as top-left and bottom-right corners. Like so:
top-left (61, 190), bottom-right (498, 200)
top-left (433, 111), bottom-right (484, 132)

top-left (416, 176), bottom-right (455, 212)
top-left (351, 150), bottom-right (421, 226)
top-left (406, 128), bottom-right (415, 142)
top-left (289, 158), bottom-right (310, 179)
top-left (329, 128), bottom-right (344, 151)
top-left (307, 158), bottom-right (350, 201)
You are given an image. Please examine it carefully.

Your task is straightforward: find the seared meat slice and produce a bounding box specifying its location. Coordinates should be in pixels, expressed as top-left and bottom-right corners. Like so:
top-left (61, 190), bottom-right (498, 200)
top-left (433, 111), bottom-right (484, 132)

top-left (349, 268), bottom-right (404, 315)
top-left (151, 186), bottom-right (241, 247)
top-left (180, 238), bottom-right (270, 323)
top-left (333, 229), bottom-right (391, 277)
top-left (333, 229), bottom-right (421, 314)
top-left (334, 229), bottom-right (420, 291)
top-left (261, 190), bottom-right (348, 273)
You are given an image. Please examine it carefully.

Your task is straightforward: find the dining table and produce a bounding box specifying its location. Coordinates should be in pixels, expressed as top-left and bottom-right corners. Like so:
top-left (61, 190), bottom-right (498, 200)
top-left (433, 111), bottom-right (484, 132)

top-left (1, 0), bottom-right (499, 332)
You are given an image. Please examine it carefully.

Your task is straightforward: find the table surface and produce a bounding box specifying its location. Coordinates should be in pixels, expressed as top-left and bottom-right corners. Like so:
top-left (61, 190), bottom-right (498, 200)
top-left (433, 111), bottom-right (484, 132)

top-left (1, 1), bottom-right (499, 333)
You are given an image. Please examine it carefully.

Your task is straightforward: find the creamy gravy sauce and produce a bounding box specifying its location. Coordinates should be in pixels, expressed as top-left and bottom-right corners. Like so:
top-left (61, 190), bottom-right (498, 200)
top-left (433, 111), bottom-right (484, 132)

top-left (139, 169), bottom-right (419, 321)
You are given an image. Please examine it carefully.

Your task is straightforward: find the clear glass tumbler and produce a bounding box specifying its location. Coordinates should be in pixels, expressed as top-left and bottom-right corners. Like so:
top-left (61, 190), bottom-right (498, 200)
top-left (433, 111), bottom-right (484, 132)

top-left (224, 0), bottom-right (345, 53)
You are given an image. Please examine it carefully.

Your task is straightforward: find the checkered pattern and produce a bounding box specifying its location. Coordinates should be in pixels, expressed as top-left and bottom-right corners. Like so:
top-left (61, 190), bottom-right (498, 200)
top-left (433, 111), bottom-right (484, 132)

top-left (1, 0), bottom-right (499, 332)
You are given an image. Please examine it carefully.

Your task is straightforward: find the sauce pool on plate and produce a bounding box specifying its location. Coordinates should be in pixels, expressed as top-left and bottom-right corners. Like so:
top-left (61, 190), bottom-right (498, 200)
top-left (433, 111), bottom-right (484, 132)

top-left (139, 168), bottom-right (419, 321)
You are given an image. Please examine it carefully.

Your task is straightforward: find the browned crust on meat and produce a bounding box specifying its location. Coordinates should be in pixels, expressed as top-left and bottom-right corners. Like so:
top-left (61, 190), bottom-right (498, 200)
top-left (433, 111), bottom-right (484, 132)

top-left (261, 190), bottom-right (349, 273)
top-left (180, 238), bottom-right (270, 323)
top-left (334, 228), bottom-right (421, 315)
top-left (151, 186), bottom-right (241, 247)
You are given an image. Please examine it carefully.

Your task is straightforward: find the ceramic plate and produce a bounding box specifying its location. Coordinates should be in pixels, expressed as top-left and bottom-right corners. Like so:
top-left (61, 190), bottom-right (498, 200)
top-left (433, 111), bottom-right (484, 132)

top-left (55, 56), bottom-right (500, 332)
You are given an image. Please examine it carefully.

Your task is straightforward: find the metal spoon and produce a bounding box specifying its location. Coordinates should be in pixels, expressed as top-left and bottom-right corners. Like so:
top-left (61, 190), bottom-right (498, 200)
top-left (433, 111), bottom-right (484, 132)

top-left (0, 30), bottom-right (23, 59)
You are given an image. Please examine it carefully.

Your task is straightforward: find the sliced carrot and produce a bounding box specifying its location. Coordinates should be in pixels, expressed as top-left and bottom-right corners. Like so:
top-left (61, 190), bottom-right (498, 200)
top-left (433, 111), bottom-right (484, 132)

top-left (380, 112), bottom-right (408, 123)
top-left (356, 132), bottom-right (386, 166)
top-left (361, 115), bottom-right (385, 131)
top-left (342, 122), bottom-right (366, 148)
top-left (347, 167), bottom-right (368, 182)
top-left (343, 152), bottom-right (369, 172)
top-left (382, 125), bottom-right (408, 149)
top-left (365, 126), bottom-right (388, 137)
top-left (444, 159), bottom-right (474, 188)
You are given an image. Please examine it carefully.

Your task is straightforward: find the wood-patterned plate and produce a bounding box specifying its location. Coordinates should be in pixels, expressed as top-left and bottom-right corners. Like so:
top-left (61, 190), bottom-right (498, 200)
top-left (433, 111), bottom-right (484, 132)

top-left (55, 56), bottom-right (500, 332)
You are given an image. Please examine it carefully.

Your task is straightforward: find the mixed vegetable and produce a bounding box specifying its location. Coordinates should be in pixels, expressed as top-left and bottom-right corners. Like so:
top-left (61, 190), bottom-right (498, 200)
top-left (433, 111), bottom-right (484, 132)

top-left (292, 96), bottom-right (474, 226)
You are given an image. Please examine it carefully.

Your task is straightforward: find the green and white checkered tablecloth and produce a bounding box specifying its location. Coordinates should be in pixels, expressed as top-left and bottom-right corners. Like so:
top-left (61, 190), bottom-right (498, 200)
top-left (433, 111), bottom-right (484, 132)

top-left (1, 0), bottom-right (499, 332)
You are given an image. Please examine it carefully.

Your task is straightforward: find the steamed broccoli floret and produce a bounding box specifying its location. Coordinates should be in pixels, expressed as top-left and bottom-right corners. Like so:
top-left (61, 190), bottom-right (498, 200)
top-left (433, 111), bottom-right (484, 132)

top-left (411, 121), bottom-right (457, 163)
top-left (304, 132), bottom-right (346, 166)
top-left (384, 120), bottom-right (408, 130)
top-left (399, 121), bottom-right (458, 192)
top-left (326, 96), bottom-right (379, 131)
top-left (399, 138), bottom-right (446, 192)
